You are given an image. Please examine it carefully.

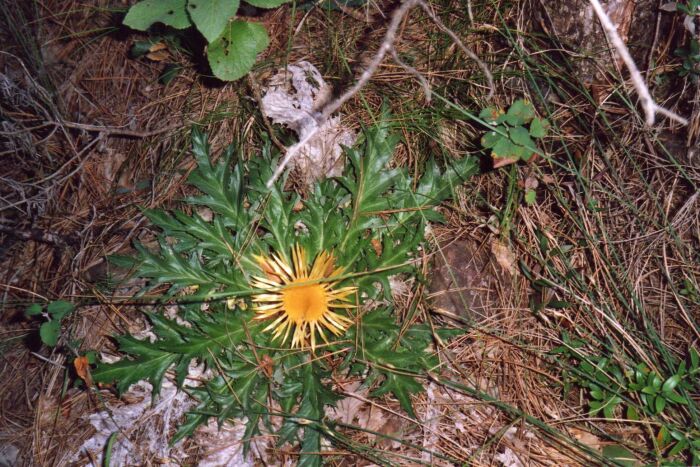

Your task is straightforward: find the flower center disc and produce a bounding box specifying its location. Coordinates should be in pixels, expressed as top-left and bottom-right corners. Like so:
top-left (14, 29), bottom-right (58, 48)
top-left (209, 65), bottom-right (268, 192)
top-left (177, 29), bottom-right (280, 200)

top-left (282, 282), bottom-right (328, 323)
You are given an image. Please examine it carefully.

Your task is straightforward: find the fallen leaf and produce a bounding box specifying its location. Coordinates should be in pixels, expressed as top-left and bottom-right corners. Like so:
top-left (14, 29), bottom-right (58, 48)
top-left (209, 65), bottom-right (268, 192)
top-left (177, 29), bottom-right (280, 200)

top-left (569, 427), bottom-right (602, 451)
top-left (491, 239), bottom-right (518, 276)
top-left (74, 355), bottom-right (93, 387)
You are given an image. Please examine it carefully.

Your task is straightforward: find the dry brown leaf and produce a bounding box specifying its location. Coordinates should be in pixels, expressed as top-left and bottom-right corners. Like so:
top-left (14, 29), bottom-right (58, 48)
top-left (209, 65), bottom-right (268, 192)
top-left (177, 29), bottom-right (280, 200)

top-left (491, 239), bottom-right (518, 276)
top-left (569, 427), bottom-right (602, 451)
top-left (146, 50), bottom-right (170, 62)
top-left (74, 355), bottom-right (93, 387)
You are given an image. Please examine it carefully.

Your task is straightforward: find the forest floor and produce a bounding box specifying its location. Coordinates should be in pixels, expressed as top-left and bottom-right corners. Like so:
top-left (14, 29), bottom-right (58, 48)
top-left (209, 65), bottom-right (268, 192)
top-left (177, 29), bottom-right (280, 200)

top-left (1, 0), bottom-right (699, 465)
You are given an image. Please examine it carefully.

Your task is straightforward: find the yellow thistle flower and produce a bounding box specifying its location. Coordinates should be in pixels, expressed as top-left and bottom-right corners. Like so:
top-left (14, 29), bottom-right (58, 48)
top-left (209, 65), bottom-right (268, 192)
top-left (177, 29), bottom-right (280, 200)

top-left (250, 245), bottom-right (357, 350)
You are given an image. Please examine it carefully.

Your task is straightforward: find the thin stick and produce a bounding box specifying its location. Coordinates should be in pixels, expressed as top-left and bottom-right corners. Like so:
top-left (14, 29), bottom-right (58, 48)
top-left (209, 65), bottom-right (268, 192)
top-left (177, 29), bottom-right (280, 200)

top-left (391, 47), bottom-right (432, 103)
top-left (416, 0), bottom-right (494, 100)
top-left (588, 0), bottom-right (687, 126)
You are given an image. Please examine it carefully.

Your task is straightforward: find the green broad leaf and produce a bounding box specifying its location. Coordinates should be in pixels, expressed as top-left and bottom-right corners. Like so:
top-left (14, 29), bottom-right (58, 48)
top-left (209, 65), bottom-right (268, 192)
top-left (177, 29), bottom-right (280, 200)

top-left (505, 99), bottom-right (536, 126)
top-left (372, 372), bottom-right (423, 418)
top-left (172, 411), bottom-right (210, 445)
top-left (25, 303), bottom-right (43, 316)
top-left (480, 130), bottom-right (502, 149)
top-left (626, 405), bottom-right (639, 421)
top-left (207, 20), bottom-right (269, 81)
top-left (508, 126), bottom-right (534, 147)
top-left (602, 444), bottom-right (637, 467)
top-left (691, 347), bottom-right (699, 370)
top-left (529, 117), bottom-right (550, 138)
top-left (245, 0), bottom-right (291, 7)
top-left (491, 137), bottom-right (518, 160)
top-left (123, 0), bottom-right (191, 31)
top-left (655, 395), bottom-right (667, 413)
top-left (664, 391), bottom-right (688, 405)
top-left (47, 300), bottom-right (74, 320)
top-left (187, 0), bottom-right (240, 43)
top-left (40, 320), bottom-right (60, 347)
top-left (662, 374), bottom-right (681, 394)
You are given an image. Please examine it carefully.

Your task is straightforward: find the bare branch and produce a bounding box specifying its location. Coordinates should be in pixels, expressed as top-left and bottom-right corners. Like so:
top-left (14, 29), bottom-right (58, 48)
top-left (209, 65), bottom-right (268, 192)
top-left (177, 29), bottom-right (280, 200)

top-left (588, 0), bottom-right (688, 126)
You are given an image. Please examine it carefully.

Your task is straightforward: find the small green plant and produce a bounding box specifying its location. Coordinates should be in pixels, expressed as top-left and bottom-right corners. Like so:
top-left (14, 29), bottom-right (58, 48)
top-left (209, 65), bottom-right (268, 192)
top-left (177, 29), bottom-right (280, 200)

top-left (25, 300), bottom-right (76, 347)
top-left (92, 116), bottom-right (477, 464)
top-left (674, 38), bottom-right (700, 81)
top-left (670, 0), bottom-right (700, 16)
top-left (122, 0), bottom-right (288, 81)
top-left (479, 99), bottom-right (550, 167)
top-left (552, 333), bottom-right (700, 464)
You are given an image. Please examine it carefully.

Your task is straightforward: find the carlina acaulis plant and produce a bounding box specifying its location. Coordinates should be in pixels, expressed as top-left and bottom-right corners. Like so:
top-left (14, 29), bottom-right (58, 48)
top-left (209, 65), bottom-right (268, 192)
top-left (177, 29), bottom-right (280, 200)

top-left (91, 116), bottom-right (479, 464)
top-left (251, 244), bottom-right (356, 350)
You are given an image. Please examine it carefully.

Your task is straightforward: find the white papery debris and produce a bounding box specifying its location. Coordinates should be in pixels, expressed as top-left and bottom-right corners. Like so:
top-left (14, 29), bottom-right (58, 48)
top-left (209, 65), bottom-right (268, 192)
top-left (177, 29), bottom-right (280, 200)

top-left (70, 380), bottom-right (195, 466)
top-left (495, 447), bottom-right (524, 467)
top-left (261, 61), bottom-right (356, 185)
top-left (69, 363), bottom-right (267, 466)
top-left (194, 418), bottom-right (257, 467)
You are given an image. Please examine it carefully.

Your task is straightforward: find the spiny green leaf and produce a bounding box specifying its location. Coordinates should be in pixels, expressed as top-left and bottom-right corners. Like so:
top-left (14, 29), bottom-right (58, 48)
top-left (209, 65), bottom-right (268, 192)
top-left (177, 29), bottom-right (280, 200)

top-left (123, 0), bottom-right (191, 31)
top-left (187, 0), bottom-right (240, 43)
top-left (208, 20), bottom-right (269, 81)
top-left (372, 372), bottom-right (423, 418)
top-left (93, 335), bottom-right (180, 394)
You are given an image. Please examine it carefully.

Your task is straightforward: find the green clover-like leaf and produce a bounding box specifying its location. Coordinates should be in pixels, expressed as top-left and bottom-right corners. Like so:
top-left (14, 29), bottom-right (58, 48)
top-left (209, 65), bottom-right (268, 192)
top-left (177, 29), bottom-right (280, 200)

top-left (509, 126), bottom-right (534, 147)
top-left (480, 130), bottom-right (502, 148)
top-left (529, 117), bottom-right (550, 138)
top-left (491, 138), bottom-right (518, 159)
top-left (505, 99), bottom-right (535, 126)
top-left (479, 106), bottom-right (505, 124)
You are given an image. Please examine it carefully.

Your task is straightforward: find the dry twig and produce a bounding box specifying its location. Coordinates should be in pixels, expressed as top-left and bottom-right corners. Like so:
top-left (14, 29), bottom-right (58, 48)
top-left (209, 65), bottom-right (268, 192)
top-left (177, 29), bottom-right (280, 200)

top-left (589, 0), bottom-right (688, 126)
